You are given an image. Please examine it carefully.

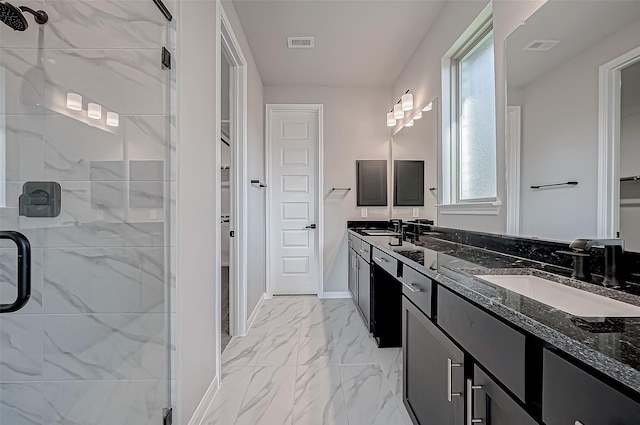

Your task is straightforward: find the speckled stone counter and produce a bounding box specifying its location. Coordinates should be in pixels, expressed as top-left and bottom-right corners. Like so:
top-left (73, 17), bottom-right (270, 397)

top-left (348, 228), bottom-right (640, 398)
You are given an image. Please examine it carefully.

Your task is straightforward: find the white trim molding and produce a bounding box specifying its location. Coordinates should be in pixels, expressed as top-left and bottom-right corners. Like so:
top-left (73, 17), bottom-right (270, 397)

top-left (436, 200), bottom-right (502, 215)
top-left (245, 292), bottom-right (266, 333)
top-left (220, 7), bottom-right (249, 339)
top-left (321, 291), bottom-right (351, 299)
top-left (188, 376), bottom-right (220, 425)
top-left (265, 104), bottom-right (325, 298)
top-left (506, 106), bottom-right (521, 235)
top-left (597, 45), bottom-right (640, 238)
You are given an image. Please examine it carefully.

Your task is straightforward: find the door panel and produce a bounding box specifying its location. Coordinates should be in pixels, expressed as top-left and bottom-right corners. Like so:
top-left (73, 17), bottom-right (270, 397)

top-left (269, 108), bottom-right (320, 294)
top-left (0, 2), bottom-right (174, 423)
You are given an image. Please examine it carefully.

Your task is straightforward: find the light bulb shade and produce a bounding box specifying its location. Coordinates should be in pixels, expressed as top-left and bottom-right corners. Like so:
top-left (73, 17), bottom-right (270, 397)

top-left (88, 103), bottom-right (102, 119)
top-left (393, 103), bottom-right (404, 120)
top-left (386, 112), bottom-right (396, 127)
top-left (423, 102), bottom-right (433, 112)
top-left (405, 119), bottom-right (414, 127)
top-left (66, 93), bottom-right (82, 111)
top-left (401, 93), bottom-right (413, 111)
top-left (413, 111), bottom-right (423, 120)
top-left (106, 112), bottom-right (119, 127)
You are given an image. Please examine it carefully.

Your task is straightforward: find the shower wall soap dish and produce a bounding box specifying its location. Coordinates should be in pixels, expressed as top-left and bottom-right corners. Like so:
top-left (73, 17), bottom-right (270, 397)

top-left (19, 181), bottom-right (61, 218)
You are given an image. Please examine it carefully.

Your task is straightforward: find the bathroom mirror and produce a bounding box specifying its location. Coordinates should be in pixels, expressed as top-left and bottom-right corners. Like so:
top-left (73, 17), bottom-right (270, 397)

top-left (391, 97), bottom-right (438, 221)
top-left (505, 1), bottom-right (640, 250)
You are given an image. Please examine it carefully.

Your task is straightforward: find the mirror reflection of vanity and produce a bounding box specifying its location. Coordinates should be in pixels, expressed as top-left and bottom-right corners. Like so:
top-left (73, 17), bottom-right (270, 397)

top-left (506, 0), bottom-right (640, 250)
top-left (391, 98), bottom-right (438, 222)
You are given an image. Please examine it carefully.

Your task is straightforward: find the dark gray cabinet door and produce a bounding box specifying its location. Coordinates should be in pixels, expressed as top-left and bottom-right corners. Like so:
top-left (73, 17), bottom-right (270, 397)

top-left (357, 256), bottom-right (370, 329)
top-left (402, 297), bottom-right (464, 425)
top-left (394, 160), bottom-right (425, 206)
top-left (543, 349), bottom-right (640, 425)
top-left (356, 160), bottom-right (388, 206)
top-left (471, 365), bottom-right (537, 425)
top-left (348, 248), bottom-right (358, 304)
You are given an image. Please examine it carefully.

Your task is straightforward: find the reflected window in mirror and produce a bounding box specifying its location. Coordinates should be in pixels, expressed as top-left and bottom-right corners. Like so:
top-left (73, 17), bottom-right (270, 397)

top-left (443, 11), bottom-right (496, 205)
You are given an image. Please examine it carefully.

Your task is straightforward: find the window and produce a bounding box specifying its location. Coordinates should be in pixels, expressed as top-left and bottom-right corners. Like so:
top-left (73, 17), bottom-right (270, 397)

top-left (443, 16), bottom-right (497, 207)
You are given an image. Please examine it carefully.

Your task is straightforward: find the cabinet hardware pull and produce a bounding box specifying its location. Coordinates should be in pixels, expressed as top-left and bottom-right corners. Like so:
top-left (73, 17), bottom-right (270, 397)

top-left (374, 256), bottom-right (388, 263)
top-left (359, 248), bottom-right (364, 254)
top-left (401, 282), bottom-right (422, 292)
top-left (466, 379), bottom-right (484, 425)
top-left (447, 358), bottom-right (463, 401)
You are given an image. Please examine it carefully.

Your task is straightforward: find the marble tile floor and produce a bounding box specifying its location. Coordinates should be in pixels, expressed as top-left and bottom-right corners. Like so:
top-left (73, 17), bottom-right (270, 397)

top-left (204, 295), bottom-right (412, 425)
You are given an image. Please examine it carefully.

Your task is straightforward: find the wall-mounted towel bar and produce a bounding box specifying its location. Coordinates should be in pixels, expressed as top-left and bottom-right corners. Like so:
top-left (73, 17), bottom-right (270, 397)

top-left (251, 179), bottom-right (266, 188)
top-left (531, 181), bottom-right (578, 189)
top-left (621, 175), bottom-right (640, 182)
top-left (331, 187), bottom-right (351, 192)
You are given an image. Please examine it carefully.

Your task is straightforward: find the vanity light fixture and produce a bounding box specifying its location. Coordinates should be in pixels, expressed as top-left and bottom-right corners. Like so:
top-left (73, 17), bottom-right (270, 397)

top-left (393, 103), bottom-right (404, 120)
top-left (106, 111), bottom-right (119, 127)
top-left (386, 112), bottom-right (397, 127)
top-left (66, 93), bottom-right (82, 111)
top-left (405, 119), bottom-right (414, 127)
top-left (413, 111), bottom-right (422, 120)
top-left (423, 102), bottom-right (433, 112)
top-left (401, 92), bottom-right (413, 111)
top-left (87, 103), bottom-right (102, 120)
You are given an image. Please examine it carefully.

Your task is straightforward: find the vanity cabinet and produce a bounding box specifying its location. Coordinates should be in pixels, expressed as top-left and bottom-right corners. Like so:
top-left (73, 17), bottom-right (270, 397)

top-left (357, 255), bottom-right (371, 328)
top-left (542, 349), bottom-right (640, 425)
top-left (470, 365), bottom-right (537, 425)
top-left (348, 247), bottom-right (358, 302)
top-left (402, 297), bottom-right (464, 425)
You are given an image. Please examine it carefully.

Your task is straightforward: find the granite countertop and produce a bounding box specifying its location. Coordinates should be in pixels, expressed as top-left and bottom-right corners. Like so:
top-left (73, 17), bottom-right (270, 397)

top-left (348, 228), bottom-right (640, 397)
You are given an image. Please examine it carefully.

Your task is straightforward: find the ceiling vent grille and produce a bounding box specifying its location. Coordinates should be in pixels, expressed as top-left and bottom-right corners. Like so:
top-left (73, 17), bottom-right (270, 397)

top-left (523, 39), bottom-right (561, 51)
top-left (287, 37), bottom-right (315, 49)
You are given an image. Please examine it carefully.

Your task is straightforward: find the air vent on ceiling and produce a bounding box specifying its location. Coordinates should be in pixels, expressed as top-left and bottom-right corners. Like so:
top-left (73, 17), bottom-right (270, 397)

top-left (287, 37), bottom-right (315, 49)
top-left (523, 39), bottom-right (561, 51)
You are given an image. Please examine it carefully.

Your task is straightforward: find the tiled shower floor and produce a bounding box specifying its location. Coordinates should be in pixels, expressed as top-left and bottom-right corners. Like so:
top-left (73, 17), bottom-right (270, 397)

top-left (204, 296), bottom-right (412, 425)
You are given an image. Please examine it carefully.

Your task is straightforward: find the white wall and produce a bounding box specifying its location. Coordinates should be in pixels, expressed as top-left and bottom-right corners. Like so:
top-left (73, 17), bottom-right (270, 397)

top-left (518, 18), bottom-right (640, 241)
top-left (176, 1), bottom-right (219, 424)
top-left (221, 0), bottom-right (267, 321)
top-left (391, 0), bottom-right (545, 234)
top-left (264, 86), bottom-right (391, 293)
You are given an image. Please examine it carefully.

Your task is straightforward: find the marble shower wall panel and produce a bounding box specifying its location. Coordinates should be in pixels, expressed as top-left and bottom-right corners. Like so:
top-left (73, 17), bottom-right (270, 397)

top-left (43, 246), bottom-right (165, 314)
top-left (0, 315), bottom-right (43, 381)
top-left (43, 313), bottom-right (166, 380)
top-left (0, 382), bottom-right (43, 425)
top-left (0, 1), bottom-right (176, 50)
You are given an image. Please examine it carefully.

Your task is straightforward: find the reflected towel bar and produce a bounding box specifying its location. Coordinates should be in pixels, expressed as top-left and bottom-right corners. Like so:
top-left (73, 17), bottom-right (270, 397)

top-left (331, 187), bottom-right (351, 192)
top-left (621, 176), bottom-right (640, 182)
top-left (531, 181), bottom-right (578, 189)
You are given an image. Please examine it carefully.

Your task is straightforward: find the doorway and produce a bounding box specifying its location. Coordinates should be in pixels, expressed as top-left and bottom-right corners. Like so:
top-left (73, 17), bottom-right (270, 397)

top-left (266, 104), bottom-right (324, 296)
top-left (219, 9), bottom-right (249, 354)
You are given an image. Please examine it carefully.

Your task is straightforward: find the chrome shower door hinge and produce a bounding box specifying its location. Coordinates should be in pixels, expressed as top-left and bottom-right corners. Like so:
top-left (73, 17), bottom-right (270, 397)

top-left (162, 47), bottom-right (172, 70)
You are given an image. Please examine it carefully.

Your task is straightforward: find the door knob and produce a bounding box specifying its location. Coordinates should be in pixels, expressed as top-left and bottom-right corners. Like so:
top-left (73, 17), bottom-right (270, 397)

top-left (305, 224), bottom-right (317, 229)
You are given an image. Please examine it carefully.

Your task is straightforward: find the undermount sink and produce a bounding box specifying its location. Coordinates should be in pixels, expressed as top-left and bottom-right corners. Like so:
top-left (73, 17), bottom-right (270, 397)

top-left (475, 274), bottom-right (640, 317)
top-left (361, 229), bottom-right (401, 236)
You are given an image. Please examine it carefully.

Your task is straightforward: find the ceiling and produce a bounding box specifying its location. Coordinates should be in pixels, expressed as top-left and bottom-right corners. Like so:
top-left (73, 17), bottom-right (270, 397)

top-left (506, 1), bottom-right (640, 89)
top-left (233, 0), bottom-right (445, 87)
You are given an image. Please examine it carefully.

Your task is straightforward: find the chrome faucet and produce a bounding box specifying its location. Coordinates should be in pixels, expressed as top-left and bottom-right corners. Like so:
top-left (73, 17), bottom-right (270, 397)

top-left (569, 238), bottom-right (625, 288)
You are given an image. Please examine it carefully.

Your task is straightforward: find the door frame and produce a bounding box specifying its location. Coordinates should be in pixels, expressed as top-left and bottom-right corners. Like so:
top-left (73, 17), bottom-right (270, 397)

top-left (597, 45), bottom-right (640, 238)
top-left (220, 8), bottom-right (249, 338)
top-left (265, 104), bottom-right (324, 298)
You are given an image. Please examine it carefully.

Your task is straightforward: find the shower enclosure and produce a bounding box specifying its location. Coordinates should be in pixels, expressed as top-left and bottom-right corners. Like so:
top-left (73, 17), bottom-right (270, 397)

top-left (0, 1), bottom-right (175, 424)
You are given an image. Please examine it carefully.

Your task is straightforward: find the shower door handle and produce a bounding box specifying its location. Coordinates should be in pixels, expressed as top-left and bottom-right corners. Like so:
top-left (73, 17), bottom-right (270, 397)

top-left (0, 231), bottom-right (31, 313)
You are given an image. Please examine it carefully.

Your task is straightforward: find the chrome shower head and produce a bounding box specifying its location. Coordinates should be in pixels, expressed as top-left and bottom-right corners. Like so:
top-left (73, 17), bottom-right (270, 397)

top-left (0, 1), bottom-right (48, 31)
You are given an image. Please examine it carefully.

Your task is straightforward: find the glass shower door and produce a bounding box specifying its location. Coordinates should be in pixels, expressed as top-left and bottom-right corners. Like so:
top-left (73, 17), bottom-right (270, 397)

top-left (0, 1), bottom-right (175, 424)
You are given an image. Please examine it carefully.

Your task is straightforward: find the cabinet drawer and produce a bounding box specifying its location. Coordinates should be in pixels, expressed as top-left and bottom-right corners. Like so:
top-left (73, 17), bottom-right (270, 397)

top-left (372, 247), bottom-right (398, 277)
top-left (543, 349), bottom-right (640, 425)
top-left (359, 241), bottom-right (371, 262)
top-left (437, 286), bottom-right (526, 401)
top-left (399, 265), bottom-right (432, 317)
top-left (348, 234), bottom-right (361, 252)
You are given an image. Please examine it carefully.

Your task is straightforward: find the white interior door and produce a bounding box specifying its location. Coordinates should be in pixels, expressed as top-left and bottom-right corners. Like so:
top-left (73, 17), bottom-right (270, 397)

top-left (268, 106), bottom-right (320, 294)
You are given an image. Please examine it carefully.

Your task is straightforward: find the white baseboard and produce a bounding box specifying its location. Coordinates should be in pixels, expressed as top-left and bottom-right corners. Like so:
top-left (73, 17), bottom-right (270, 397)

top-left (187, 375), bottom-right (220, 425)
top-left (245, 292), bottom-right (265, 334)
top-left (321, 291), bottom-right (351, 299)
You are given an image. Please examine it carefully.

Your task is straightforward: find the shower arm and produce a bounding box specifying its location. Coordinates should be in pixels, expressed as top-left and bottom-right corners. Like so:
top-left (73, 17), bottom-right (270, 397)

top-left (19, 6), bottom-right (48, 25)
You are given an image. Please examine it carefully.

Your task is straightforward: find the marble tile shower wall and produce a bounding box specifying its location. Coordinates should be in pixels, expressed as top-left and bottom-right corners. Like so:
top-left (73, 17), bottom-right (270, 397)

top-left (0, 1), bottom-right (176, 425)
